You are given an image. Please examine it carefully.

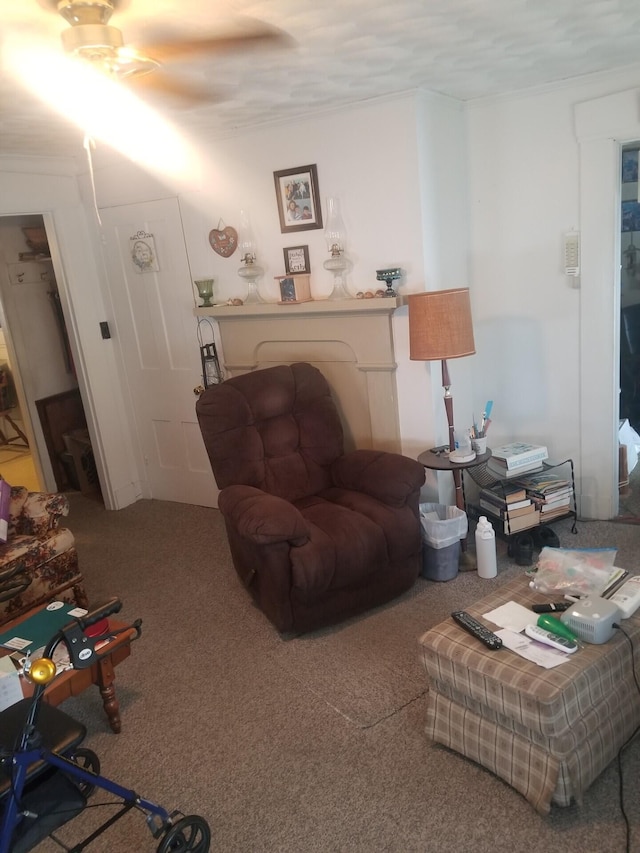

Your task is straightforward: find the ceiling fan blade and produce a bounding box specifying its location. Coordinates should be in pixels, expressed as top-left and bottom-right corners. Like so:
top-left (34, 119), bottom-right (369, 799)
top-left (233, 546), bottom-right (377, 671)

top-left (127, 69), bottom-right (218, 107)
top-left (138, 23), bottom-right (294, 63)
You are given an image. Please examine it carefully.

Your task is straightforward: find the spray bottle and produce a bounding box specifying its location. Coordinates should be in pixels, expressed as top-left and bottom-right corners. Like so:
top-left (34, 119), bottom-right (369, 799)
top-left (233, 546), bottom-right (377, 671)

top-left (475, 516), bottom-right (497, 579)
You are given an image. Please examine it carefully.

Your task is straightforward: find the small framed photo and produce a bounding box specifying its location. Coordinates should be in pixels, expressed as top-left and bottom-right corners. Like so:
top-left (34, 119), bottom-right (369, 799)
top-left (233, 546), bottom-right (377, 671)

top-left (276, 274), bottom-right (312, 304)
top-left (283, 245), bottom-right (310, 275)
top-left (129, 230), bottom-right (160, 273)
top-left (273, 164), bottom-right (323, 233)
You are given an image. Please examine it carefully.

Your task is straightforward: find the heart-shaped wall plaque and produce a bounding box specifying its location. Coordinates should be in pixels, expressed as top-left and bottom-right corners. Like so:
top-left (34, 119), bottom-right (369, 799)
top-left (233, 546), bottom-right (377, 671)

top-left (209, 225), bottom-right (238, 258)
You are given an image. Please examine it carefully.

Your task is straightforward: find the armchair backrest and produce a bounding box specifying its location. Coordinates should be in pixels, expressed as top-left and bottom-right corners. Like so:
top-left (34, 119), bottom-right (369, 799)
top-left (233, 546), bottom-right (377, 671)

top-left (8, 487), bottom-right (69, 540)
top-left (196, 363), bottom-right (345, 502)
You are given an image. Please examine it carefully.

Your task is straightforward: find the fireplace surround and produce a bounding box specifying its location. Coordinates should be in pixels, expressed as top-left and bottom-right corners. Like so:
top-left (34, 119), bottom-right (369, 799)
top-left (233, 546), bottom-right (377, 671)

top-left (195, 298), bottom-right (404, 454)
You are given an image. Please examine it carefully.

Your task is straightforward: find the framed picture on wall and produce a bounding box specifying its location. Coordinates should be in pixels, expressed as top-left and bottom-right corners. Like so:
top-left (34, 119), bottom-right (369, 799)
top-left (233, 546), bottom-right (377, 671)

top-left (622, 201), bottom-right (640, 232)
top-left (622, 150), bottom-right (639, 184)
top-left (283, 245), bottom-right (310, 275)
top-left (129, 230), bottom-right (160, 273)
top-left (273, 164), bottom-right (323, 233)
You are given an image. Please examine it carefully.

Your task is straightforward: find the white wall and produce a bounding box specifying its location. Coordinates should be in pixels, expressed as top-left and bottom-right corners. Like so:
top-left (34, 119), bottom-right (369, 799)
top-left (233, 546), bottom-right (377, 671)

top-left (90, 92), bottom-right (470, 504)
top-left (467, 85), bottom-right (582, 457)
top-left (94, 76), bottom-right (640, 515)
top-left (468, 68), bottom-right (640, 517)
top-left (0, 158), bottom-right (142, 508)
top-left (6, 67), bottom-right (640, 516)
top-left (0, 220), bottom-right (76, 398)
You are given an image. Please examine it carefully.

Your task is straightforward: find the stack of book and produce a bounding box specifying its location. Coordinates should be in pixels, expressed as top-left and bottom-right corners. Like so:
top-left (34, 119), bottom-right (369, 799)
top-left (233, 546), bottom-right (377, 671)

top-left (477, 483), bottom-right (541, 533)
top-left (510, 471), bottom-right (574, 520)
top-left (486, 442), bottom-right (549, 479)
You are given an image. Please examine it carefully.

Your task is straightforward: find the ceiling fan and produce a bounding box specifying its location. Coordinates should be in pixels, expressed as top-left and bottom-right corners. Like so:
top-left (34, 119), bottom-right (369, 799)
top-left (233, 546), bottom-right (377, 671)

top-left (31, 0), bottom-right (293, 106)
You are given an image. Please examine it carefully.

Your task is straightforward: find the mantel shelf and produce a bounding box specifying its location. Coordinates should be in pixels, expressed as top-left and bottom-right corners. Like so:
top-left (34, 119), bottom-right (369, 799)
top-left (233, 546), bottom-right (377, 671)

top-left (199, 294), bottom-right (406, 454)
top-left (194, 296), bottom-right (404, 320)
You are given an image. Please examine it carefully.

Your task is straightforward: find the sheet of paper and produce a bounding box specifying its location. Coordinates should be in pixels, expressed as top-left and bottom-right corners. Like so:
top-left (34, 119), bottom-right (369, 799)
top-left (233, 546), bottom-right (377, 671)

top-left (484, 601), bottom-right (536, 632)
top-left (0, 602), bottom-right (86, 653)
top-left (0, 655), bottom-right (23, 710)
top-left (496, 629), bottom-right (571, 668)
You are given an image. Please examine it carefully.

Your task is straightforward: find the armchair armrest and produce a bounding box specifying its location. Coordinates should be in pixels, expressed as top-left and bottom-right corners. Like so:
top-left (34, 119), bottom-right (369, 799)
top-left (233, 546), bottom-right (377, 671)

top-left (331, 450), bottom-right (426, 507)
top-left (219, 485), bottom-right (310, 546)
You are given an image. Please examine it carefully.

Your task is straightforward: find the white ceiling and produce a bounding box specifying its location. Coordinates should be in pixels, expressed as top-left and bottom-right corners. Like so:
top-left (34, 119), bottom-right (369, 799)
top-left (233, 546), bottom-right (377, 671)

top-left (3, 0), bottom-right (640, 160)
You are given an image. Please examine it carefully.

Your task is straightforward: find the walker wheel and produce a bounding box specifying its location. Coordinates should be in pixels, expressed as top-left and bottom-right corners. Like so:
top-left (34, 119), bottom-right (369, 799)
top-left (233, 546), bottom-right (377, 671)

top-left (157, 815), bottom-right (210, 852)
top-left (68, 747), bottom-right (101, 797)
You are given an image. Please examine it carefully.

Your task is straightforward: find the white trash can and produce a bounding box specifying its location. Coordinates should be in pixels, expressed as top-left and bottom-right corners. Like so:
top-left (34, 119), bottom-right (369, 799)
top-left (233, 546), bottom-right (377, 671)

top-left (419, 503), bottom-right (468, 582)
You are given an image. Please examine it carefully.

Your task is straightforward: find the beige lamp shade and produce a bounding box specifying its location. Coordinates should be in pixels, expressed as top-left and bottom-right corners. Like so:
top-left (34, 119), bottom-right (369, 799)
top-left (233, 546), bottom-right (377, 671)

top-left (408, 288), bottom-right (476, 361)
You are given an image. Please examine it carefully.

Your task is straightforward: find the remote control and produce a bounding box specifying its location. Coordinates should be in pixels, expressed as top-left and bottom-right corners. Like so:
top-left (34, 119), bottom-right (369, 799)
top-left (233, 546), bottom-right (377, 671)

top-left (524, 623), bottom-right (578, 653)
top-left (451, 611), bottom-right (503, 650)
top-left (531, 602), bottom-right (571, 613)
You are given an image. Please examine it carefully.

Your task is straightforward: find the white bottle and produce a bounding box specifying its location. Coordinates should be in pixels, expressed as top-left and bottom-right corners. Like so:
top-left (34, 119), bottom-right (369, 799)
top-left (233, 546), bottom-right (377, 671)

top-left (475, 516), bottom-right (497, 579)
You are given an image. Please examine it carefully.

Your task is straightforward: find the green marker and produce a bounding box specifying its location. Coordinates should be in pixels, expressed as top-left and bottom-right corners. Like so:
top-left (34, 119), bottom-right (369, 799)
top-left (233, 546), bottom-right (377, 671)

top-left (537, 614), bottom-right (581, 644)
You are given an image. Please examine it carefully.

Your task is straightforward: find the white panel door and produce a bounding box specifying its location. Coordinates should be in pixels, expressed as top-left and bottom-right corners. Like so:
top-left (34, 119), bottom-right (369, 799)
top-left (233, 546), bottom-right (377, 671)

top-left (99, 198), bottom-right (218, 507)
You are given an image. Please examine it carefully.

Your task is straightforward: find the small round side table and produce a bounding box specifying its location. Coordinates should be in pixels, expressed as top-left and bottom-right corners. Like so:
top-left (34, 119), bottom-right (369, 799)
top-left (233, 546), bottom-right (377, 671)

top-left (418, 448), bottom-right (492, 571)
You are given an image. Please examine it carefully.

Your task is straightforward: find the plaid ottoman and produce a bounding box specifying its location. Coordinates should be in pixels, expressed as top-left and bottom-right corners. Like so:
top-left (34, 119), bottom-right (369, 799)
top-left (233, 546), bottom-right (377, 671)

top-left (418, 574), bottom-right (640, 814)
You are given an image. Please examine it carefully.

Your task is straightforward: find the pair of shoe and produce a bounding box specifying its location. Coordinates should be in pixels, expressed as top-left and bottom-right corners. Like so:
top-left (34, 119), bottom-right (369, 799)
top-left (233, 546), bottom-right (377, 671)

top-left (513, 533), bottom-right (534, 566)
top-left (532, 525), bottom-right (560, 550)
top-left (512, 526), bottom-right (560, 566)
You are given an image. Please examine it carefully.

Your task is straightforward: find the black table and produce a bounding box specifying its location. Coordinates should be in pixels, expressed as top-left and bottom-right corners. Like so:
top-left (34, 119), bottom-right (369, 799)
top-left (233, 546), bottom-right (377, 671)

top-left (418, 448), bottom-right (492, 571)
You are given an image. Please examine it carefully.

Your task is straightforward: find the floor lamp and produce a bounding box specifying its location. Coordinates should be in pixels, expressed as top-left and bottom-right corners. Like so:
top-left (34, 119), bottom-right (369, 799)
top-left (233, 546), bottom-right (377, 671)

top-left (408, 288), bottom-right (477, 568)
top-left (408, 288), bottom-right (476, 454)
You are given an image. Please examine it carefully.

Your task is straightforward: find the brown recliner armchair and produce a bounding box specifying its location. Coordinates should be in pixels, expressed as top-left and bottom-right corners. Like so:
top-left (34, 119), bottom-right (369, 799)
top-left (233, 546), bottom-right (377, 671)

top-left (196, 362), bottom-right (426, 634)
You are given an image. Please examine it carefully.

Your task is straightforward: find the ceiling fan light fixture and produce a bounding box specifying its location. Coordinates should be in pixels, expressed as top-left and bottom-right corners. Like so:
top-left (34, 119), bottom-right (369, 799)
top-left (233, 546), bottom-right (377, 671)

top-left (61, 23), bottom-right (123, 55)
top-left (30, 0), bottom-right (294, 109)
top-left (53, 0), bottom-right (117, 26)
top-left (59, 21), bottom-right (158, 78)
top-left (113, 47), bottom-right (160, 79)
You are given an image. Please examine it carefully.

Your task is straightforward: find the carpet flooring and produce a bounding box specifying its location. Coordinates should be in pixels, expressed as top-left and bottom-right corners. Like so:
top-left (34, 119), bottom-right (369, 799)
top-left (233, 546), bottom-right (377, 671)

top-left (27, 496), bottom-right (640, 853)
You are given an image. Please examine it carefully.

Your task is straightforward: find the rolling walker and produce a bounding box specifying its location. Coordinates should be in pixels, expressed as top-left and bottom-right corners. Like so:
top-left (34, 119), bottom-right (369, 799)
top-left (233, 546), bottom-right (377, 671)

top-left (0, 599), bottom-right (211, 852)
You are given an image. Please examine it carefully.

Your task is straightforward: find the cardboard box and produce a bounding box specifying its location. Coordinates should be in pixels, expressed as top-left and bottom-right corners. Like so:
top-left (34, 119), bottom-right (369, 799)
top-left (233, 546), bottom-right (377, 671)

top-left (62, 429), bottom-right (100, 497)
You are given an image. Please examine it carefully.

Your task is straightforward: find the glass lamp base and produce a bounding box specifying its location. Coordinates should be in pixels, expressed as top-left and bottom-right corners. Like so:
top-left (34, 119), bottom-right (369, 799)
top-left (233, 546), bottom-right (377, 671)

top-left (238, 264), bottom-right (264, 304)
top-left (244, 280), bottom-right (263, 304)
top-left (324, 255), bottom-right (350, 300)
top-left (329, 276), bottom-right (350, 300)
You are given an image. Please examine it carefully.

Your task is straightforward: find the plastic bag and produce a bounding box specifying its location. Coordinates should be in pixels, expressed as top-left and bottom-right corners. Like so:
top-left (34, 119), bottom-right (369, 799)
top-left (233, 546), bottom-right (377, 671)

top-left (419, 503), bottom-right (468, 549)
top-left (530, 546), bottom-right (617, 596)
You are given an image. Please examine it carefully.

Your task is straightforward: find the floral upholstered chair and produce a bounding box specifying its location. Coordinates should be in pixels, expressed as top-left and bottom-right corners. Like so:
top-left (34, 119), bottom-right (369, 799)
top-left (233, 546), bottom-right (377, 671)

top-left (0, 486), bottom-right (88, 624)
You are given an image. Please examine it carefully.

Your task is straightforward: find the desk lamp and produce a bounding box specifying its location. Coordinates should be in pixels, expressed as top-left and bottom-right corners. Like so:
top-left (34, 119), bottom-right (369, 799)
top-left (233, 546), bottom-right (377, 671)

top-left (408, 288), bottom-right (476, 456)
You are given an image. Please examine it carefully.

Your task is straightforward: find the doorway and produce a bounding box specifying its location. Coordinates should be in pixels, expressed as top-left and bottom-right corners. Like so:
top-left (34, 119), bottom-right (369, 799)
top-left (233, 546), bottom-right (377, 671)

top-left (619, 145), bottom-right (640, 432)
top-left (0, 213), bottom-right (101, 502)
top-left (618, 144), bottom-right (640, 513)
